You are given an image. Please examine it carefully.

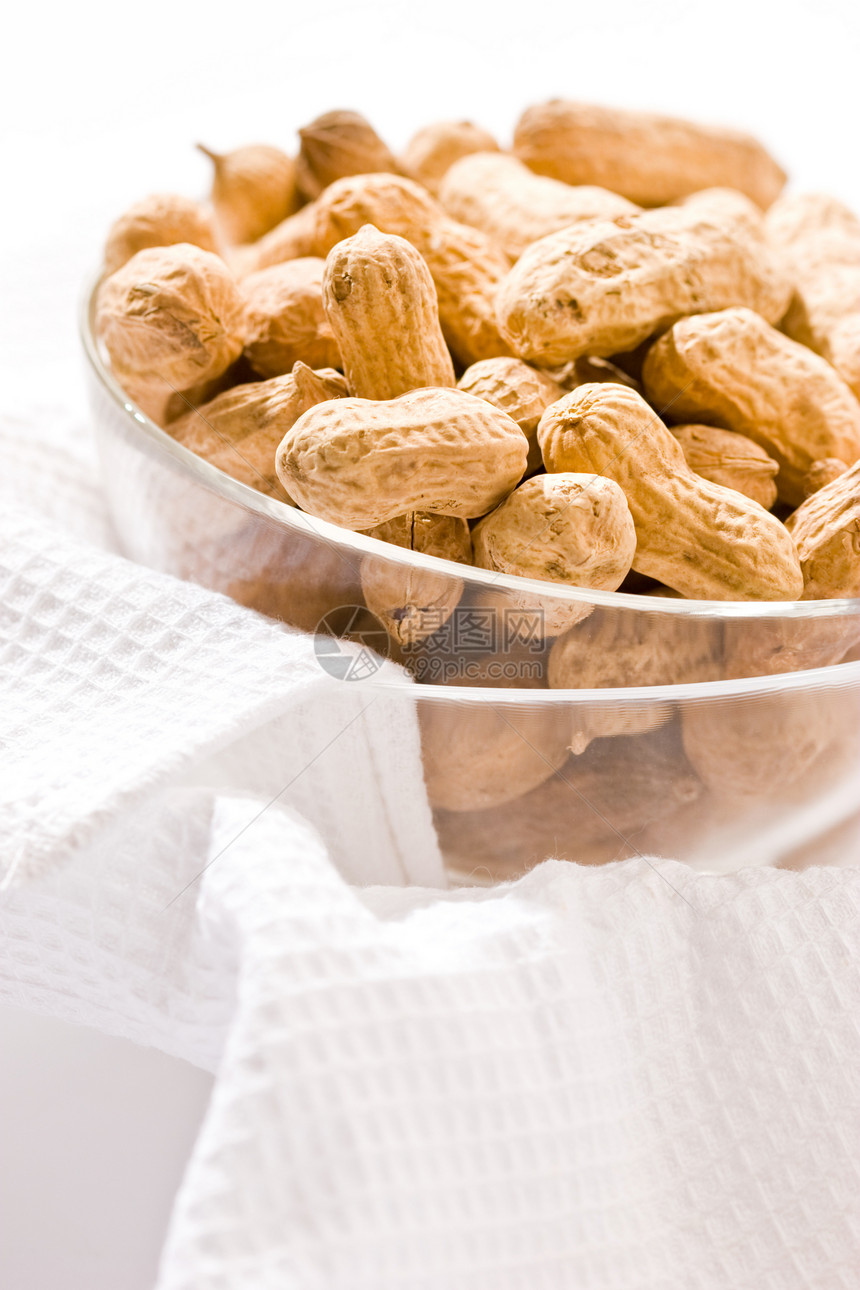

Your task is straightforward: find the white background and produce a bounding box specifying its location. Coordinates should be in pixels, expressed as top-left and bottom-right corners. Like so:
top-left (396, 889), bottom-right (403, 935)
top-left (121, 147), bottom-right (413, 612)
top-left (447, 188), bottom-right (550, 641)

top-left (2, 1), bottom-right (859, 1286)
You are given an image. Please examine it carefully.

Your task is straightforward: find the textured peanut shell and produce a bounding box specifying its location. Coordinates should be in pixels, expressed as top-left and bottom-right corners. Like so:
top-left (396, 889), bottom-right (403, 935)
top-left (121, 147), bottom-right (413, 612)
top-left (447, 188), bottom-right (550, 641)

top-left (96, 244), bottom-right (246, 392)
top-left (103, 193), bottom-right (219, 275)
top-left (419, 699), bottom-right (571, 812)
top-left (199, 144), bottom-right (299, 245)
top-left (722, 615), bottom-right (860, 679)
top-left (400, 121), bottom-right (500, 197)
top-left (670, 424), bottom-right (778, 510)
top-left (800, 459), bottom-right (849, 499)
top-left (169, 363), bottom-right (347, 500)
top-left (513, 100), bottom-right (786, 208)
top-left (457, 357), bottom-right (565, 474)
top-left (242, 202), bottom-right (321, 275)
top-left (295, 110), bottom-right (402, 201)
top-left (548, 608), bottom-right (722, 749)
top-left (439, 151), bottom-right (637, 260)
top-left (472, 474), bottom-right (636, 635)
top-left (359, 513), bottom-right (472, 647)
top-left (276, 387), bottom-right (528, 529)
top-left (242, 258), bottom-right (340, 378)
top-left (496, 204), bottom-right (791, 366)
top-left (642, 308), bottom-right (860, 506)
top-left (310, 174), bottom-right (512, 366)
top-left (538, 384), bottom-right (804, 600)
top-left (322, 225), bottom-right (454, 399)
top-left (766, 192), bottom-right (860, 400)
top-left (433, 724), bottom-right (702, 879)
top-left (785, 460), bottom-right (860, 598)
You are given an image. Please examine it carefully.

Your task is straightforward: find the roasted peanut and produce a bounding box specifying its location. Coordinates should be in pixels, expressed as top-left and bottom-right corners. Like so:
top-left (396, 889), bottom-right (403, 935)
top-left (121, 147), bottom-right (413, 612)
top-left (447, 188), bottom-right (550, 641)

top-left (400, 120), bottom-right (500, 197)
top-left (766, 192), bottom-right (860, 400)
top-left (433, 722), bottom-right (702, 879)
top-left (548, 607), bottom-right (722, 749)
top-left (472, 474), bottom-right (636, 635)
top-left (276, 387), bottom-right (528, 529)
top-left (496, 203), bottom-right (791, 366)
top-left (103, 193), bottom-right (219, 275)
top-left (800, 459), bottom-right (849, 499)
top-left (722, 614), bottom-right (860, 679)
top-left (360, 513), bottom-right (472, 647)
top-left (439, 151), bottom-right (637, 260)
top-left (241, 202), bottom-right (321, 274)
top-left (785, 460), bottom-right (860, 598)
top-left (295, 110), bottom-right (402, 200)
top-left (538, 383), bottom-right (803, 600)
top-left (670, 424), bottom-right (779, 510)
top-left (419, 697), bottom-right (572, 812)
top-left (242, 258), bottom-right (340, 378)
top-left (311, 173), bottom-right (512, 365)
top-left (642, 308), bottom-right (860, 506)
top-left (514, 100), bottom-right (786, 208)
top-left (168, 362), bottom-right (347, 500)
top-left (457, 357), bottom-right (565, 474)
top-left (322, 225), bottom-right (455, 399)
top-left (97, 244), bottom-right (246, 397)
top-left (198, 143), bottom-right (299, 245)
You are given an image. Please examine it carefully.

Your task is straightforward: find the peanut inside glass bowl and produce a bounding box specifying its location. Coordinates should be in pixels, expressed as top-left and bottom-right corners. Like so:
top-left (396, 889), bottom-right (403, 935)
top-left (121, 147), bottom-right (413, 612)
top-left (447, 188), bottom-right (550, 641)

top-left (81, 279), bottom-right (860, 878)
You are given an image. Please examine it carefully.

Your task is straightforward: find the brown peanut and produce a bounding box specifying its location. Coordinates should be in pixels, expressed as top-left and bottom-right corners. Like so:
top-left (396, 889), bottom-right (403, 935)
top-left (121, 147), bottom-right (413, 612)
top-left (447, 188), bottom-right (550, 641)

top-left (496, 203), bottom-right (791, 366)
top-left (400, 121), bottom-right (500, 197)
top-left (766, 192), bottom-right (860, 400)
top-left (96, 244), bottom-right (246, 397)
top-left (168, 362), bottom-right (347, 501)
top-left (538, 383), bottom-right (804, 600)
top-left (800, 459), bottom-right (849, 499)
top-left (433, 723), bottom-right (702, 879)
top-left (785, 460), bottom-right (860, 598)
top-left (360, 513), bottom-right (472, 647)
top-left (457, 357), bottom-right (565, 474)
top-left (439, 151), bottom-right (637, 260)
top-left (642, 308), bottom-right (860, 506)
top-left (513, 100), bottom-right (786, 208)
top-left (322, 224), bottom-right (455, 399)
top-left (311, 173), bottom-right (512, 366)
top-left (104, 193), bottom-right (219, 275)
top-left (670, 424), bottom-right (779, 510)
top-left (722, 615), bottom-right (860, 679)
top-left (295, 110), bottom-right (402, 201)
top-left (472, 474), bottom-right (636, 635)
top-left (241, 258), bottom-right (340, 378)
top-left (198, 143), bottom-right (299, 245)
top-left (241, 202), bottom-right (321, 274)
top-left (276, 387), bottom-right (528, 529)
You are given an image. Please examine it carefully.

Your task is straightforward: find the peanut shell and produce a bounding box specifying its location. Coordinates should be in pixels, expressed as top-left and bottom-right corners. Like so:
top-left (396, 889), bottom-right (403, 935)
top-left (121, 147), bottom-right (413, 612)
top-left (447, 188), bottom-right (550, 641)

top-left (242, 258), bottom-right (340, 378)
top-left (400, 121), bottom-right (500, 197)
top-left (670, 424), bottom-right (778, 510)
top-left (103, 193), bottom-right (219, 275)
top-left (360, 513), bottom-right (472, 648)
top-left (296, 110), bottom-right (402, 200)
top-left (785, 460), bottom-right (860, 598)
top-left (199, 143), bottom-right (299, 245)
top-left (457, 357), bottom-right (565, 474)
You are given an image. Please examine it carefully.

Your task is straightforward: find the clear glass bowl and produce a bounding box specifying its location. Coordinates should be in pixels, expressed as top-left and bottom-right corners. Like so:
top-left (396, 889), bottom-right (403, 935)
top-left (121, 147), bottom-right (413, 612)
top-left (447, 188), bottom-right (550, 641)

top-left (81, 276), bottom-right (860, 879)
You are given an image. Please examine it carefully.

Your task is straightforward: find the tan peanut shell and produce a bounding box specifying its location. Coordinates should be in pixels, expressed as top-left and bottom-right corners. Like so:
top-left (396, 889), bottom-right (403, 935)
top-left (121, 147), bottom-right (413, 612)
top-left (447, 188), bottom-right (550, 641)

top-left (419, 698), bottom-right (572, 812)
top-left (169, 363), bottom-right (348, 500)
top-left (295, 110), bottom-right (402, 200)
top-left (400, 121), bottom-right (500, 197)
top-left (241, 202), bottom-right (321, 274)
top-left (513, 100), bottom-right (786, 208)
top-left (538, 383), bottom-right (804, 600)
top-left (670, 424), bottom-right (779, 510)
top-left (322, 225), bottom-right (455, 399)
top-left (722, 615), bottom-right (860, 679)
top-left (241, 258), bottom-right (340, 378)
top-left (433, 724), bottom-right (702, 879)
top-left (360, 513), bottom-right (472, 647)
top-left (97, 244), bottom-right (246, 394)
top-left (785, 460), bottom-right (860, 599)
top-left (198, 144), bottom-right (299, 245)
top-left (472, 474), bottom-right (636, 635)
top-left (310, 173), bottom-right (512, 366)
top-left (457, 357), bottom-right (565, 474)
top-left (439, 151), bottom-right (638, 260)
top-left (276, 387), bottom-right (528, 529)
top-left (641, 308), bottom-right (860, 506)
top-left (800, 459), bottom-right (849, 498)
top-left (548, 608), bottom-right (722, 749)
top-left (103, 193), bottom-right (219, 275)
top-left (496, 203), bottom-right (791, 366)
top-left (766, 192), bottom-right (860, 400)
